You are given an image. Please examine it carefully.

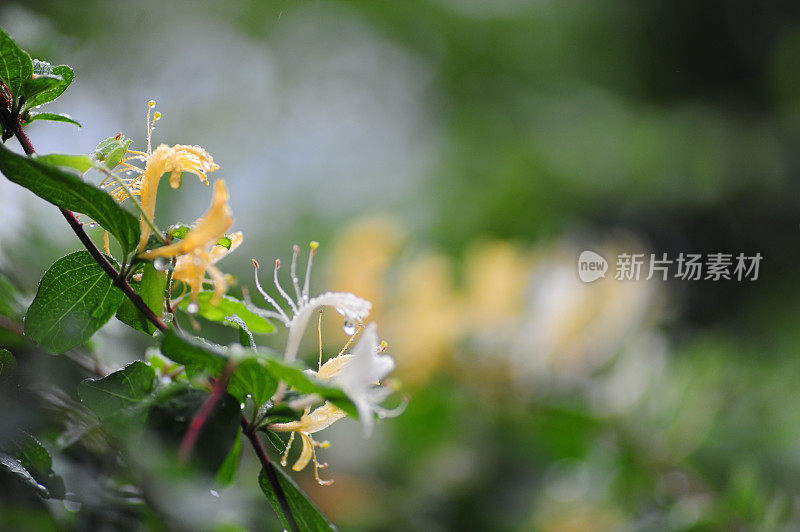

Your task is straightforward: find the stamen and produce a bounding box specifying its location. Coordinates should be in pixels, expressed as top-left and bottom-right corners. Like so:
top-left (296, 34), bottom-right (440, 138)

top-left (146, 100), bottom-right (156, 154)
top-left (378, 341), bottom-right (389, 353)
top-left (273, 259), bottom-right (298, 314)
top-left (302, 241), bottom-right (319, 304)
top-left (311, 438), bottom-right (333, 486)
top-left (253, 259), bottom-right (291, 323)
top-left (290, 244), bottom-right (302, 302)
top-left (241, 285), bottom-right (286, 322)
top-left (280, 432), bottom-right (295, 467)
top-left (318, 310), bottom-right (324, 371)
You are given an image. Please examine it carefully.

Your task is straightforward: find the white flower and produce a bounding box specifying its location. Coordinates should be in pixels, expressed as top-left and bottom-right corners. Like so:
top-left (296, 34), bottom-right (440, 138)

top-left (332, 322), bottom-right (399, 436)
top-left (250, 242), bottom-right (372, 364)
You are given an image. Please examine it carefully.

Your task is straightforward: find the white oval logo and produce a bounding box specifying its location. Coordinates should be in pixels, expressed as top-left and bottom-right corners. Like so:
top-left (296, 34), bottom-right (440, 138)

top-left (578, 250), bottom-right (608, 283)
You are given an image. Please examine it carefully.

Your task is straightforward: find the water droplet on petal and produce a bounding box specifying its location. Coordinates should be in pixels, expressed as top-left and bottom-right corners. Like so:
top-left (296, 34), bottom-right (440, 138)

top-left (153, 257), bottom-right (167, 271)
top-left (187, 302), bottom-right (199, 315)
top-left (343, 321), bottom-right (356, 336)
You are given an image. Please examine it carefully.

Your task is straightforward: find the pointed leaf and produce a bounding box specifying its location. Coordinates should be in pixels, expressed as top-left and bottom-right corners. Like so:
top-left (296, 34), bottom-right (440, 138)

top-left (258, 466), bottom-right (337, 531)
top-left (0, 452), bottom-right (48, 497)
top-left (178, 292), bottom-right (275, 334)
top-left (25, 112), bottom-right (81, 128)
top-left (216, 427), bottom-right (243, 487)
top-left (34, 153), bottom-right (93, 173)
top-left (0, 28), bottom-right (32, 98)
top-left (25, 251), bottom-right (126, 353)
top-left (77, 361), bottom-right (156, 432)
top-left (0, 143), bottom-right (140, 252)
top-left (0, 431), bottom-right (65, 499)
top-left (25, 64), bottom-right (73, 108)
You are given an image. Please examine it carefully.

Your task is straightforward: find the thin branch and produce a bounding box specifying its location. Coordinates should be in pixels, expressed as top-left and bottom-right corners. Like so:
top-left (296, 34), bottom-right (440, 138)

top-left (241, 416), bottom-right (300, 532)
top-left (178, 361), bottom-right (235, 463)
top-left (10, 103), bottom-right (299, 531)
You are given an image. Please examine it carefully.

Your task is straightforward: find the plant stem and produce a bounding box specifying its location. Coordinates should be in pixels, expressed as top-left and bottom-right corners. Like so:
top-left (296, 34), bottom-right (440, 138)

top-left (241, 417), bottom-right (300, 532)
top-left (10, 116), bottom-right (299, 530)
top-left (178, 361), bottom-right (234, 463)
top-left (12, 128), bottom-right (169, 333)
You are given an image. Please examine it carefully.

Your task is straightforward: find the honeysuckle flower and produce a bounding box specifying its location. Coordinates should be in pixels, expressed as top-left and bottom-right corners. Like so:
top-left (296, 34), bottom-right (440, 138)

top-left (270, 401), bottom-right (346, 486)
top-left (251, 243), bottom-right (372, 365)
top-left (270, 322), bottom-right (399, 484)
top-left (330, 322), bottom-right (399, 437)
top-left (141, 179), bottom-right (238, 305)
top-left (101, 101), bottom-right (219, 253)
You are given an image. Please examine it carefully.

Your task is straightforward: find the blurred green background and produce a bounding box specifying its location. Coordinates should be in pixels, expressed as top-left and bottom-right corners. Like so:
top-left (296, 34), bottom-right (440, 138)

top-left (2, 0), bottom-right (800, 530)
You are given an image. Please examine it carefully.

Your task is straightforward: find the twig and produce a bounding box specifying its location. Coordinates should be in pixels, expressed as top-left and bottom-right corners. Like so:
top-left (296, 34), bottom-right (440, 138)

top-left (8, 103), bottom-right (298, 531)
top-left (178, 361), bottom-right (235, 463)
top-left (241, 416), bottom-right (300, 532)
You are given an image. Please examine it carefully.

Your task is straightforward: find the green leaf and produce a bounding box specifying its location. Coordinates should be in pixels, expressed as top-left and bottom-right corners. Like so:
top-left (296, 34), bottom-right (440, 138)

top-left (0, 143), bottom-right (140, 253)
top-left (25, 112), bottom-right (81, 128)
top-left (0, 452), bottom-right (48, 497)
top-left (260, 403), bottom-right (301, 426)
top-left (227, 315), bottom-right (255, 348)
top-left (25, 63), bottom-right (74, 108)
top-left (215, 427), bottom-right (243, 487)
top-left (0, 432), bottom-right (65, 499)
top-left (258, 466), bottom-right (337, 532)
top-left (0, 27), bottom-right (33, 99)
top-left (161, 329), bottom-right (278, 407)
top-left (24, 251), bottom-right (126, 353)
top-left (116, 263), bottom-right (166, 334)
top-left (92, 136), bottom-right (132, 170)
top-left (22, 75), bottom-right (62, 103)
top-left (34, 153), bottom-right (93, 173)
top-left (77, 361), bottom-right (156, 431)
top-left (265, 358), bottom-right (358, 418)
top-left (178, 292), bottom-right (275, 334)
top-left (0, 272), bottom-right (23, 319)
top-left (0, 349), bottom-right (16, 383)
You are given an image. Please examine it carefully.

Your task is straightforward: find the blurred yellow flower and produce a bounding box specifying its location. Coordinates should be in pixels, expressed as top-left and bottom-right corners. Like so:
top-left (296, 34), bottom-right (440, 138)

top-left (141, 179), bottom-right (238, 305)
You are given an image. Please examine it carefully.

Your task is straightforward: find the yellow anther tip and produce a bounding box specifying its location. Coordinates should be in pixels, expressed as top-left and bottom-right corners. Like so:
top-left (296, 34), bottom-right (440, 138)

top-left (153, 112), bottom-right (162, 120)
top-left (310, 241), bottom-right (319, 250)
top-left (148, 100), bottom-right (156, 107)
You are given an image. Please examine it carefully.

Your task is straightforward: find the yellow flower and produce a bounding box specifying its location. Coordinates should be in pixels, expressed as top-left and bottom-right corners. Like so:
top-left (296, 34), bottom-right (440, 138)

top-left (141, 179), bottom-right (239, 305)
top-left (101, 101), bottom-right (219, 253)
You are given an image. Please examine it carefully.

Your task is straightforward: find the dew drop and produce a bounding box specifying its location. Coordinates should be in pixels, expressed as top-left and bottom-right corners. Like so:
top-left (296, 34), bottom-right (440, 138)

top-left (153, 257), bottom-right (167, 271)
top-left (209, 489), bottom-right (219, 498)
top-left (343, 321), bottom-right (356, 336)
top-left (187, 302), bottom-right (199, 315)
top-left (87, 222), bottom-right (97, 229)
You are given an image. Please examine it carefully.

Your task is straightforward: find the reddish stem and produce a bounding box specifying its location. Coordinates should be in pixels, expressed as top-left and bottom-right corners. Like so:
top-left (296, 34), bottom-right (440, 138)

top-left (241, 417), bottom-right (300, 532)
top-left (8, 100), bottom-right (297, 531)
top-left (178, 362), bottom-right (234, 463)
